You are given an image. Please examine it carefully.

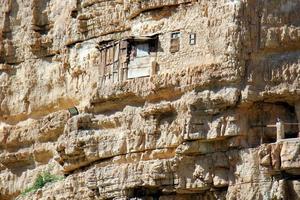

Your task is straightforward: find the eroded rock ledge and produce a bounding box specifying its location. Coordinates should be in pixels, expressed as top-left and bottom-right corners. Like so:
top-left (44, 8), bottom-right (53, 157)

top-left (1, 0), bottom-right (300, 199)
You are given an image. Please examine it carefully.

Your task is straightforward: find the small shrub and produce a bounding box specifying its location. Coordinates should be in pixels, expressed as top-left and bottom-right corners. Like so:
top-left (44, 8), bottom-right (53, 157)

top-left (20, 171), bottom-right (64, 196)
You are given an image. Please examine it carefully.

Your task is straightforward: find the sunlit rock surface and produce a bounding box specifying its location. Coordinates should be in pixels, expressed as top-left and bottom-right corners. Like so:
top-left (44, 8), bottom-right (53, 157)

top-left (1, 0), bottom-right (300, 199)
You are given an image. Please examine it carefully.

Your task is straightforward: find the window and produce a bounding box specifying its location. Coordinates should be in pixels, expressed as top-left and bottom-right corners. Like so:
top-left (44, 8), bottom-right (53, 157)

top-left (128, 37), bottom-right (158, 61)
top-left (98, 36), bottom-right (159, 82)
top-left (127, 37), bottom-right (158, 79)
top-left (171, 32), bottom-right (180, 39)
top-left (189, 33), bottom-right (196, 45)
top-left (170, 32), bottom-right (180, 53)
top-left (136, 43), bottom-right (150, 58)
top-left (98, 41), bottom-right (120, 82)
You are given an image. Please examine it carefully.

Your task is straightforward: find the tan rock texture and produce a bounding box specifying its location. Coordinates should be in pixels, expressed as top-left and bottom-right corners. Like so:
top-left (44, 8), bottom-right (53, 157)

top-left (1, 0), bottom-right (300, 199)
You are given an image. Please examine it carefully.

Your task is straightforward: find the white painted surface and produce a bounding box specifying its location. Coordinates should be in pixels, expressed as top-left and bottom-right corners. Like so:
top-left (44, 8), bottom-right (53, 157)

top-left (128, 56), bottom-right (155, 79)
top-left (128, 67), bottom-right (151, 79)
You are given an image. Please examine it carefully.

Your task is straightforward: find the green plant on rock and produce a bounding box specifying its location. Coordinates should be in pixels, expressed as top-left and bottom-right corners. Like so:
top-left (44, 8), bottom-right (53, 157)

top-left (20, 171), bottom-right (64, 196)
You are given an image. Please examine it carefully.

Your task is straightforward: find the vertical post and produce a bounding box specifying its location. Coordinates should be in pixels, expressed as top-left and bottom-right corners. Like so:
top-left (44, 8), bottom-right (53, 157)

top-left (260, 127), bottom-right (264, 145)
top-left (276, 120), bottom-right (285, 141)
top-left (104, 48), bottom-right (107, 83)
top-left (111, 45), bottom-right (114, 80)
top-left (260, 105), bottom-right (265, 144)
top-left (295, 102), bottom-right (300, 137)
top-left (120, 40), bottom-right (128, 81)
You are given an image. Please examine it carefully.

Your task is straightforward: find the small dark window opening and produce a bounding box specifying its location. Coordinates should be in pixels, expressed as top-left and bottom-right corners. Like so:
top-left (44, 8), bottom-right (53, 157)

top-left (71, 10), bottom-right (78, 18)
top-left (170, 32), bottom-right (180, 53)
top-left (189, 33), bottom-right (196, 45)
top-left (130, 187), bottom-right (161, 200)
top-left (263, 133), bottom-right (277, 144)
top-left (285, 131), bottom-right (299, 139)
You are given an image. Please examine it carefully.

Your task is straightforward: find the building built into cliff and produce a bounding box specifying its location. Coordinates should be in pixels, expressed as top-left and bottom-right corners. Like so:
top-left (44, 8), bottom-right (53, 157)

top-left (1, 0), bottom-right (300, 199)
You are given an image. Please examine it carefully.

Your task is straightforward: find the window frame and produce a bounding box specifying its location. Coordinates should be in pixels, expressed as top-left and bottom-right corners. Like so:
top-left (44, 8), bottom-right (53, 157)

top-left (189, 33), bottom-right (196, 45)
top-left (170, 31), bottom-right (181, 53)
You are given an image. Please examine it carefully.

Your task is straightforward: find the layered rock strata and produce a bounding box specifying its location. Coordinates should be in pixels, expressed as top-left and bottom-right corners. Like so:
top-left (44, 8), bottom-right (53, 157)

top-left (1, 0), bottom-right (300, 199)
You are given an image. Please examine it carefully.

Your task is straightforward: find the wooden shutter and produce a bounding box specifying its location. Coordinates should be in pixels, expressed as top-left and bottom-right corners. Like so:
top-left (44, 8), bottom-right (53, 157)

top-left (170, 38), bottom-right (180, 53)
top-left (170, 32), bottom-right (180, 53)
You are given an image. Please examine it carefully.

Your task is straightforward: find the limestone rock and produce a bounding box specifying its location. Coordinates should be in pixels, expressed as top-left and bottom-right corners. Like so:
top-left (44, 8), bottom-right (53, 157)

top-left (1, 0), bottom-right (300, 199)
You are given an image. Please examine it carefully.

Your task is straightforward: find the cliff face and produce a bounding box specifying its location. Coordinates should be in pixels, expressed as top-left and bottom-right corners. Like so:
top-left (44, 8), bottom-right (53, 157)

top-left (0, 0), bottom-right (300, 199)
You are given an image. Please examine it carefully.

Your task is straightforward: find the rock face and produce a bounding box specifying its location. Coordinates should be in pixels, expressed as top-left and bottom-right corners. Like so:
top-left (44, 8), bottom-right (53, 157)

top-left (1, 0), bottom-right (300, 199)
